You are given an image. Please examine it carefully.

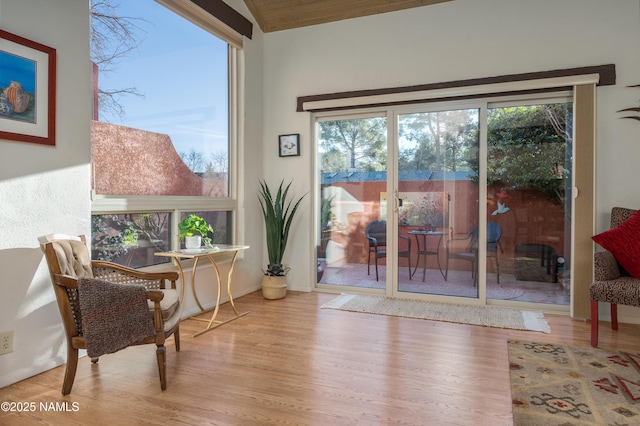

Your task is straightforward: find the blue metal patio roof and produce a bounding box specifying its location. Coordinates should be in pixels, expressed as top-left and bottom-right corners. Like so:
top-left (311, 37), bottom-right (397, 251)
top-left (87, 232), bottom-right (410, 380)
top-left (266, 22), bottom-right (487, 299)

top-left (321, 170), bottom-right (476, 184)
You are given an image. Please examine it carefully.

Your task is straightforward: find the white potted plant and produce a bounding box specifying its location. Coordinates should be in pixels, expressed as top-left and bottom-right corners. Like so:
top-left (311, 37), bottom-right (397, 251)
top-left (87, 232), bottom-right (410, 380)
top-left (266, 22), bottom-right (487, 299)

top-left (178, 214), bottom-right (214, 249)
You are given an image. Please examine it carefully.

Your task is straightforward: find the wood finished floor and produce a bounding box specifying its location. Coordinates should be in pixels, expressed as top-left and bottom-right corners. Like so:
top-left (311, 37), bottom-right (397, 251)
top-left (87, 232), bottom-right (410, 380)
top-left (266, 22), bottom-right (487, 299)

top-left (2, 290), bottom-right (639, 426)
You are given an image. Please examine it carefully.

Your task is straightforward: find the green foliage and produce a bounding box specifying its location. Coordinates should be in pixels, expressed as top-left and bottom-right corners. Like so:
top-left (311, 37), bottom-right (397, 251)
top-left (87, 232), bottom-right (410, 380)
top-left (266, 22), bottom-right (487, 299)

top-left (320, 195), bottom-right (335, 231)
top-left (178, 214), bottom-right (214, 246)
top-left (483, 104), bottom-right (572, 203)
top-left (398, 110), bottom-right (478, 172)
top-left (319, 118), bottom-right (386, 171)
top-left (122, 228), bottom-right (138, 245)
top-left (258, 180), bottom-right (306, 276)
top-left (91, 212), bottom-right (168, 264)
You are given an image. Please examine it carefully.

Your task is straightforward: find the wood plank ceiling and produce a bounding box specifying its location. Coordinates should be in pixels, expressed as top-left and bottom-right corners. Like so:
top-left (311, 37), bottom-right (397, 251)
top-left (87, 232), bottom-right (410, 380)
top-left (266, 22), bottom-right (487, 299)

top-left (242, 0), bottom-right (453, 33)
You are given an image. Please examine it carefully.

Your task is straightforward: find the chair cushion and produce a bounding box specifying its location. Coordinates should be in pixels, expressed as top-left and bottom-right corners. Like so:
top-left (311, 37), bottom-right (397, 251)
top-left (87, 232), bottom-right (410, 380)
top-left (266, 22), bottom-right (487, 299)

top-left (592, 210), bottom-right (640, 279)
top-left (593, 251), bottom-right (621, 281)
top-left (590, 277), bottom-right (640, 306)
top-left (147, 289), bottom-right (180, 321)
top-left (52, 239), bottom-right (93, 278)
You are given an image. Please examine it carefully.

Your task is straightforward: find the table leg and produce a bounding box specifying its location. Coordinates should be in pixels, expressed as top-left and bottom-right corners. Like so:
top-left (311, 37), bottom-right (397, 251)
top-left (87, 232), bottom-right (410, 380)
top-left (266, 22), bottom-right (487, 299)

top-left (421, 235), bottom-right (427, 282)
top-left (191, 257), bottom-right (205, 312)
top-left (435, 234), bottom-right (445, 279)
top-left (412, 235), bottom-right (420, 278)
top-left (190, 250), bottom-right (249, 337)
top-left (225, 250), bottom-right (242, 316)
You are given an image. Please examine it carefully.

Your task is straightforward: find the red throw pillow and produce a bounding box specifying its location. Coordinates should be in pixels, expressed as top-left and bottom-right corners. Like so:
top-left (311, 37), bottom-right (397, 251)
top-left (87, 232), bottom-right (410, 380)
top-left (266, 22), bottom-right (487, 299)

top-left (592, 210), bottom-right (640, 279)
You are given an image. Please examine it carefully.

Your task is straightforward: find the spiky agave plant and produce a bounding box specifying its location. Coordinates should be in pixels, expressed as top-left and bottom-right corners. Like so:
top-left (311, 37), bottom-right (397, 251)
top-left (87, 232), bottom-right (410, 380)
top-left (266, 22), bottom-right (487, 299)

top-left (258, 180), bottom-right (306, 276)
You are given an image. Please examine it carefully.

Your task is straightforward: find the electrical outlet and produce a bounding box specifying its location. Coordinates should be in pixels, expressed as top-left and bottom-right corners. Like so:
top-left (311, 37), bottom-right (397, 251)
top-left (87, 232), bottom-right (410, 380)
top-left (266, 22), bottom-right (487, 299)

top-left (0, 331), bottom-right (13, 355)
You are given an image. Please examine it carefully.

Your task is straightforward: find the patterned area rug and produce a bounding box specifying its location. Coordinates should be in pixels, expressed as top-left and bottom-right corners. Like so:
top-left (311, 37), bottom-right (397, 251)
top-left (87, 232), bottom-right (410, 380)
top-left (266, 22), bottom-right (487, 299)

top-left (321, 294), bottom-right (550, 332)
top-left (509, 340), bottom-right (640, 425)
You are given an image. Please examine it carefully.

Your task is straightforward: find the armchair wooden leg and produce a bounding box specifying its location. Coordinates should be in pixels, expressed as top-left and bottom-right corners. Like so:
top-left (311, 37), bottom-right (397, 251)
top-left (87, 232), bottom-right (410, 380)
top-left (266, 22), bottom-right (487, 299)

top-left (590, 300), bottom-right (598, 347)
top-left (62, 346), bottom-right (79, 395)
top-left (174, 327), bottom-right (181, 352)
top-left (611, 303), bottom-right (618, 330)
top-left (156, 344), bottom-right (167, 391)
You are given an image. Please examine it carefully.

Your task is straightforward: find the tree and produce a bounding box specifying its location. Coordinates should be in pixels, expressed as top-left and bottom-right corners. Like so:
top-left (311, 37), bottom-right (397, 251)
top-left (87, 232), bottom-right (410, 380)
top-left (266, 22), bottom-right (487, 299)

top-left (90, 0), bottom-right (146, 120)
top-left (484, 103), bottom-right (572, 203)
top-left (398, 110), bottom-right (478, 172)
top-left (319, 118), bottom-right (386, 171)
top-left (180, 149), bottom-right (206, 173)
top-left (203, 150), bottom-right (229, 180)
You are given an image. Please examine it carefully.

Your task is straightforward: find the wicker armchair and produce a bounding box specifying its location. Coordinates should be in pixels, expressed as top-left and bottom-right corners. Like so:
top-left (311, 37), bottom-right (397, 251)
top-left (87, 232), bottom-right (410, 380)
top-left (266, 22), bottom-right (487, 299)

top-left (444, 222), bottom-right (503, 286)
top-left (40, 234), bottom-right (181, 395)
top-left (365, 220), bottom-right (412, 281)
top-left (590, 207), bottom-right (640, 347)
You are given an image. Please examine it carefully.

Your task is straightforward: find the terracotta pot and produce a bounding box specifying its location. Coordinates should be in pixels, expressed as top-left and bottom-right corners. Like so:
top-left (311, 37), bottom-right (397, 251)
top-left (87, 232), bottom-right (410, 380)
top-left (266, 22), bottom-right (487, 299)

top-left (261, 275), bottom-right (287, 300)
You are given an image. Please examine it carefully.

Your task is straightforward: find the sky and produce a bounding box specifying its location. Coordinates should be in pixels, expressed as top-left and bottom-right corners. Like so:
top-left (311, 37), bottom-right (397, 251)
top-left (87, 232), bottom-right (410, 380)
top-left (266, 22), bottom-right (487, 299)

top-left (97, 0), bottom-right (229, 163)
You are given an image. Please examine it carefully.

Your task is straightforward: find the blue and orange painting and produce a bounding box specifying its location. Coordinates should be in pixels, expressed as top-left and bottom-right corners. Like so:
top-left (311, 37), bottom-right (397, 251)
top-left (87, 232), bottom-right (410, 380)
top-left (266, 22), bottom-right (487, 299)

top-left (0, 50), bottom-right (36, 124)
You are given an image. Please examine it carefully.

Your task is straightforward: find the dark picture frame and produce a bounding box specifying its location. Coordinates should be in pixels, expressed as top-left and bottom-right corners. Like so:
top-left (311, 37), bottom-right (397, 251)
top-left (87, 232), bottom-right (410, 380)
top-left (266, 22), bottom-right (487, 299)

top-left (0, 29), bottom-right (56, 146)
top-left (278, 133), bottom-right (300, 157)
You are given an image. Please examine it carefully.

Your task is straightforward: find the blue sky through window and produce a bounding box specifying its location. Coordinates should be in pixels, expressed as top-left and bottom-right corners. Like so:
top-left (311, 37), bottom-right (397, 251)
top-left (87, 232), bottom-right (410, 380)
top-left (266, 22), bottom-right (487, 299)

top-left (97, 0), bottom-right (228, 166)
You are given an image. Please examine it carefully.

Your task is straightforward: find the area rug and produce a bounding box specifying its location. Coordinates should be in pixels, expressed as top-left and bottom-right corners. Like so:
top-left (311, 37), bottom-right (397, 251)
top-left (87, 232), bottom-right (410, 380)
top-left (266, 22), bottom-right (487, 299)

top-left (509, 340), bottom-right (640, 425)
top-left (321, 293), bottom-right (550, 333)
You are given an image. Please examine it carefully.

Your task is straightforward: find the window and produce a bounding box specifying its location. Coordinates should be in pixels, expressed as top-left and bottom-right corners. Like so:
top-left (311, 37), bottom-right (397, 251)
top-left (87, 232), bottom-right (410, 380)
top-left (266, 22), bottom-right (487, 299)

top-left (90, 0), bottom-right (240, 267)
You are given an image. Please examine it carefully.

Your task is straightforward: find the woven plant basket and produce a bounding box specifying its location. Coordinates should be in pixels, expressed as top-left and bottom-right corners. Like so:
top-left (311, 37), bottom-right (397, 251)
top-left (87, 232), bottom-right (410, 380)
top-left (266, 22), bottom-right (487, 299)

top-left (261, 275), bottom-right (287, 300)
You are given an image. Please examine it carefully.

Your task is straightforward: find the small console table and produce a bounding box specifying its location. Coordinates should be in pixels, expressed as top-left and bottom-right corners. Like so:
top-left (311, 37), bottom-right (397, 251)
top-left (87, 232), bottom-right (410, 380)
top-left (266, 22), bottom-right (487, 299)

top-left (155, 245), bottom-right (249, 337)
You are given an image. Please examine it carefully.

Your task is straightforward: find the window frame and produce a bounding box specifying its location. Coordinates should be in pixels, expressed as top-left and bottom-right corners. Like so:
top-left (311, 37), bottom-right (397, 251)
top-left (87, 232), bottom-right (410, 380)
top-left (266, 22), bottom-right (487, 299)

top-left (311, 86), bottom-right (594, 318)
top-left (90, 2), bottom-right (243, 269)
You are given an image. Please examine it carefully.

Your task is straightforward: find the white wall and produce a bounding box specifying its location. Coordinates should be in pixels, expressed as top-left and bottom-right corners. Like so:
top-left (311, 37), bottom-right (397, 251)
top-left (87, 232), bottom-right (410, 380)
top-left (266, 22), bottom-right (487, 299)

top-left (0, 0), bottom-right (265, 388)
top-left (0, 0), bottom-right (92, 388)
top-left (261, 0), bottom-right (640, 318)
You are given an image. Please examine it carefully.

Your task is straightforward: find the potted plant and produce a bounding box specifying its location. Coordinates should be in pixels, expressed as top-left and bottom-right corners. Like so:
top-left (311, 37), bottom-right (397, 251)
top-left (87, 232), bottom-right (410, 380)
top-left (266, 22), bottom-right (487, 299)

top-left (178, 214), bottom-right (214, 249)
top-left (258, 180), bottom-right (306, 299)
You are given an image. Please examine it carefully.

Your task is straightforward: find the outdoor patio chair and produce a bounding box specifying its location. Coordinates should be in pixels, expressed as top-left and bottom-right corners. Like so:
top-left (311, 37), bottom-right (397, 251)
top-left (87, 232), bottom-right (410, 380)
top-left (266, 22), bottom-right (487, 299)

top-left (39, 234), bottom-right (181, 395)
top-left (365, 220), bottom-right (412, 281)
top-left (590, 207), bottom-right (640, 347)
top-left (444, 222), bottom-right (502, 286)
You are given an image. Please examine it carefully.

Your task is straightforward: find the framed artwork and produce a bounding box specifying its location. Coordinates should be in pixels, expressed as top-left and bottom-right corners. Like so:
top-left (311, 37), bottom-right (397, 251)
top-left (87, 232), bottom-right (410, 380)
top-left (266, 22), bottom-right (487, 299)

top-left (279, 133), bottom-right (300, 157)
top-left (0, 29), bottom-right (56, 146)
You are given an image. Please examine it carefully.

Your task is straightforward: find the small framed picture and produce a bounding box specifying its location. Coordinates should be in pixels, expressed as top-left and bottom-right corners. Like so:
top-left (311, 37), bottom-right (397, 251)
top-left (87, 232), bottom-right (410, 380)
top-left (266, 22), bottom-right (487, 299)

top-left (279, 133), bottom-right (300, 157)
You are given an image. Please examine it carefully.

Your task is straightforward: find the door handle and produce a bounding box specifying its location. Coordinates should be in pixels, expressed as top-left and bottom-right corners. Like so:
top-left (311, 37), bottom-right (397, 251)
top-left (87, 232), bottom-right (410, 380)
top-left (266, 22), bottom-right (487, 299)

top-left (393, 189), bottom-right (403, 211)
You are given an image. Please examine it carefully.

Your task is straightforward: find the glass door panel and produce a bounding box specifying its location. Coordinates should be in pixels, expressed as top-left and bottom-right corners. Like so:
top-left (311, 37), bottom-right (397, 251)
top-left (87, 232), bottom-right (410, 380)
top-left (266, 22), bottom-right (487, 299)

top-left (316, 116), bottom-right (388, 290)
top-left (485, 102), bottom-right (572, 305)
top-left (396, 108), bottom-right (480, 297)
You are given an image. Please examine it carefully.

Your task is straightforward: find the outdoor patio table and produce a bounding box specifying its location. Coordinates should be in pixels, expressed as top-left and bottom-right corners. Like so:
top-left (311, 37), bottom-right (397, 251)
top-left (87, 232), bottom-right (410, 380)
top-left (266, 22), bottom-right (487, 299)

top-left (155, 245), bottom-right (249, 337)
top-left (407, 231), bottom-right (445, 282)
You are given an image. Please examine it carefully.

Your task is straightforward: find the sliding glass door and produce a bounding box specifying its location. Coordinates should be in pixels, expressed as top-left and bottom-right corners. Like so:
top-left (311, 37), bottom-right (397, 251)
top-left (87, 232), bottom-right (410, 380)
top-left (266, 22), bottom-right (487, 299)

top-left (315, 95), bottom-right (572, 311)
top-left (396, 107), bottom-right (480, 298)
top-left (484, 99), bottom-right (572, 306)
top-left (316, 114), bottom-right (388, 291)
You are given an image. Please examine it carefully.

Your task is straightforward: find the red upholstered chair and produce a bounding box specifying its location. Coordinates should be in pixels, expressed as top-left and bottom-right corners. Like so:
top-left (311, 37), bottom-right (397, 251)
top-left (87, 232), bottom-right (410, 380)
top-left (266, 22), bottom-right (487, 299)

top-left (590, 207), bottom-right (640, 347)
top-left (40, 234), bottom-right (181, 394)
